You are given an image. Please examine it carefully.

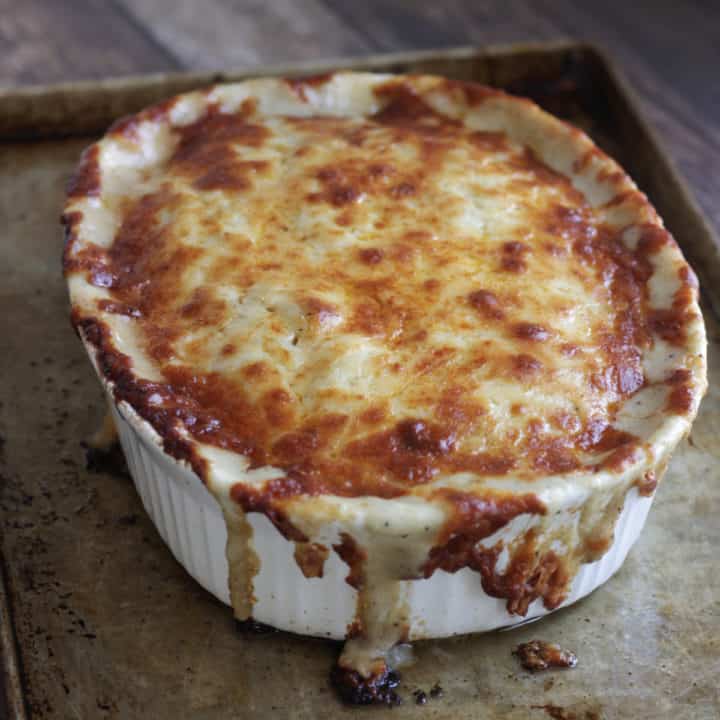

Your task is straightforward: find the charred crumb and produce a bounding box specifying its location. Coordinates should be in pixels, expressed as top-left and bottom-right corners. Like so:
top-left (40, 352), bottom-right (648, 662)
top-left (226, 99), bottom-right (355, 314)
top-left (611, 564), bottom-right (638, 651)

top-left (330, 664), bottom-right (401, 706)
top-left (117, 513), bottom-right (138, 526)
top-left (96, 696), bottom-right (118, 713)
top-left (429, 682), bottom-right (444, 699)
top-left (83, 441), bottom-right (130, 478)
top-left (234, 618), bottom-right (279, 634)
top-left (531, 703), bottom-right (600, 720)
top-left (514, 640), bottom-right (577, 672)
top-left (413, 689), bottom-right (427, 705)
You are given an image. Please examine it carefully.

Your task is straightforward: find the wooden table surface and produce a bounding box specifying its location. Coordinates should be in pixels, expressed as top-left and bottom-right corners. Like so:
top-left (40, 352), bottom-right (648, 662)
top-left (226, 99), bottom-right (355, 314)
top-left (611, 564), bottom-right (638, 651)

top-left (1, 0), bottom-right (718, 237)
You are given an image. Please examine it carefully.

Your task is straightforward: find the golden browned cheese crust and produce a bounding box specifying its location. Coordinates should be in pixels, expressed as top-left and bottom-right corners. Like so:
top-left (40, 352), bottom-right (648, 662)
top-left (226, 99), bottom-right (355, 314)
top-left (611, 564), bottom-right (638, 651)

top-left (63, 74), bottom-right (706, 505)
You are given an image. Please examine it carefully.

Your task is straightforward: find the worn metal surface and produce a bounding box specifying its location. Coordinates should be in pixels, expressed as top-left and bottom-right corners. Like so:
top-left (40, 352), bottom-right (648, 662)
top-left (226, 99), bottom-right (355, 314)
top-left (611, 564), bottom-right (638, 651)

top-left (0, 44), bottom-right (718, 719)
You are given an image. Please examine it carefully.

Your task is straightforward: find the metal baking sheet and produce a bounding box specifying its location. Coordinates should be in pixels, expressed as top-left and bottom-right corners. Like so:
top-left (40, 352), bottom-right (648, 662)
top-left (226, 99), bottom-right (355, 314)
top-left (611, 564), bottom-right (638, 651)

top-left (1, 42), bottom-right (718, 719)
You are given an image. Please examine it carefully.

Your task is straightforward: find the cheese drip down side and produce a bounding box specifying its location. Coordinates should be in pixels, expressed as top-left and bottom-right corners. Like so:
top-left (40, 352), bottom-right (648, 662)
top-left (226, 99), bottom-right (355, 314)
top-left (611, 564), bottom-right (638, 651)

top-left (210, 455), bottom-right (661, 695)
top-left (336, 563), bottom-right (410, 680)
top-left (223, 505), bottom-right (259, 621)
top-left (87, 407), bottom-right (119, 451)
top-left (330, 523), bottom-right (436, 681)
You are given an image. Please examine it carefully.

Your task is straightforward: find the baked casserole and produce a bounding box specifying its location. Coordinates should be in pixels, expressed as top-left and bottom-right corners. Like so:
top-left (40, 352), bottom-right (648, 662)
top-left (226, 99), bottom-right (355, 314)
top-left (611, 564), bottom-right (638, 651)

top-left (63, 72), bottom-right (707, 703)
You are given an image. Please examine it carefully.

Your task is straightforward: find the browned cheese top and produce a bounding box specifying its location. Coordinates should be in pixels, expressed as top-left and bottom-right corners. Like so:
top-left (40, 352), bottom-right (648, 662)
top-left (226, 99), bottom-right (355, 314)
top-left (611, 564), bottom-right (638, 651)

top-left (63, 73), bottom-right (706, 501)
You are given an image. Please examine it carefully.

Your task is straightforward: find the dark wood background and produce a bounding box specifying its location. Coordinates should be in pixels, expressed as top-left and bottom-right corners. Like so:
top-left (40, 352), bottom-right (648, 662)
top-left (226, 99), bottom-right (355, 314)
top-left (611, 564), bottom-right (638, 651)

top-left (1, 0), bottom-right (718, 234)
top-left (1, 0), bottom-right (718, 235)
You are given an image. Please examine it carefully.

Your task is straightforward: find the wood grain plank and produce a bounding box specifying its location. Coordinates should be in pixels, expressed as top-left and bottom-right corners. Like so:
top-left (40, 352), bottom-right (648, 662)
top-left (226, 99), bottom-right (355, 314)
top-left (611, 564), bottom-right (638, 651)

top-left (580, 0), bottom-right (720, 128)
top-left (116, 0), bottom-right (371, 70)
top-left (322, 0), bottom-right (573, 51)
top-left (0, 0), bottom-right (181, 87)
top-left (531, 0), bottom-right (719, 140)
top-left (528, 0), bottom-right (720, 233)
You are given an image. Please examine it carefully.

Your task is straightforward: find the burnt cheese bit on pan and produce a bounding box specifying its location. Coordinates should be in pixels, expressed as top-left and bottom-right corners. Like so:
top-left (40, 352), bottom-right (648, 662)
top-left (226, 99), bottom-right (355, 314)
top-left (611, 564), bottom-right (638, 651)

top-left (330, 665), bottom-right (401, 706)
top-left (63, 72), bottom-right (707, 704)
top-left (514, 640), bottom-right (578, 672)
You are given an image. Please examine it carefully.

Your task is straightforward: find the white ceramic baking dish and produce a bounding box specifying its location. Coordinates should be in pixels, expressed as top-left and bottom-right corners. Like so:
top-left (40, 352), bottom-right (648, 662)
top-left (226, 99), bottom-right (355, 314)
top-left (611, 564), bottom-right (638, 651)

top-left (110, 395), bottom-right (653, 641)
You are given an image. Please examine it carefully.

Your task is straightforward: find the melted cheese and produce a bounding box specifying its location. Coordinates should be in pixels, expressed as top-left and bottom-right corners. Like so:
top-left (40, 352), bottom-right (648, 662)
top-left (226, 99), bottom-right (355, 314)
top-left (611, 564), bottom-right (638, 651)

top-left (65, 80), bottom-right (704, 491)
